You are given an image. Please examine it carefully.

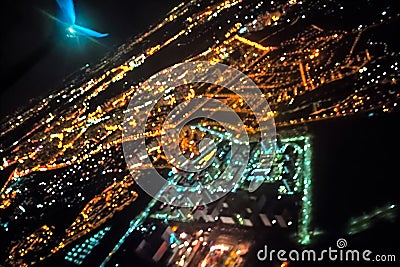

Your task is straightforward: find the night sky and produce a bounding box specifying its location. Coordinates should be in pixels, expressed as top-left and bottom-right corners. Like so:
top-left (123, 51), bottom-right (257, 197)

top-left (1, 0), bottom-right (179, 116)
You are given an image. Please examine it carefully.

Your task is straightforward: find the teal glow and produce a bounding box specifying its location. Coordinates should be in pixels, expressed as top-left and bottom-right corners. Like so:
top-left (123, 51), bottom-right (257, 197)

top-left (99, 134), bottom-right (314, 266)
top-left (147, 134), bottom-right (314, 245)
top-left (346, 203), bottom-right (398, 235)
top-left (65, 226), bottom-right (111, 265)
top-left (280, 136), bottom-right (313, 245)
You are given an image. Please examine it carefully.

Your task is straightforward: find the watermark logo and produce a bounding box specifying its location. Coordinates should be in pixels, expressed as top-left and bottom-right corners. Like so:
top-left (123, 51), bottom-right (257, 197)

top-left (336, 238), bottom-right (347, 249)
top-left (257, 238), bottom-right (396, 263)
top-left (122, 61), bottom-right (276, 207)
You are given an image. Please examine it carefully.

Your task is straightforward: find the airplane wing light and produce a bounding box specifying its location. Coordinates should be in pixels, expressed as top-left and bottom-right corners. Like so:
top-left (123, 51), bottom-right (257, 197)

top-left (56, 0), bottom-right (108, 38)
top-left (56, 0), bottom-right (76, 25)
top-left (73, 24), bottom-right (109, 38)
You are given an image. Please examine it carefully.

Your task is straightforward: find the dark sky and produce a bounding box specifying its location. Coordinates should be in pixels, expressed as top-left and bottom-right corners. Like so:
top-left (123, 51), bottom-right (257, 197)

top-left (1, 0), bottom-right (179, 116)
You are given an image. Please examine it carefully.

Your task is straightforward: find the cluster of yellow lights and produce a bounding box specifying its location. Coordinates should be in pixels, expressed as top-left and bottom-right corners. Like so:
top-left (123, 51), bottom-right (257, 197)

top-left (7, 225), bottom-right (54, 266)
top-left (224, 23), bottom-right (242, 38)
top-left (309, 49), bottom-right (320, 59)
top-left (0, 191), bottom-right (16, 209)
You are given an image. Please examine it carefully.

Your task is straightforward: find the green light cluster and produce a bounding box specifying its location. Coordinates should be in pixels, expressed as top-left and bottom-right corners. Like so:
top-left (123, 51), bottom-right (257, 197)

top-left (147, 134), bottom-right (314, 245)
top-left (65, 226), bottom-right (111, 265)
top-left (98, 134), bottom-right (315, 267)
top-left (280, 136), bottom-right (313, 245)
top-left (347, 203), bottom-right (398, 235)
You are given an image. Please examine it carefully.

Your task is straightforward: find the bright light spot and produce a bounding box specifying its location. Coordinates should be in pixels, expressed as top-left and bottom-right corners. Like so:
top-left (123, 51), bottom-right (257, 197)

top-left (179, 232), bottom-right (187, 239)
top-left (210, 244), bottom-right (229, 252)
top-left (68, 27), bottom-right (75, 33)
